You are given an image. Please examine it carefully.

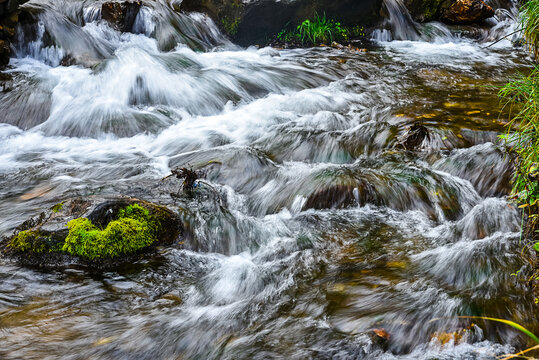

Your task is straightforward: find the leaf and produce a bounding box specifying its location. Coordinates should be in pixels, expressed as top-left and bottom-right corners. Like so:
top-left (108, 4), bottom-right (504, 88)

top-left (534, 242), bottom-right (539, 251)
top-left (457, 316), bottom-right (539, 344)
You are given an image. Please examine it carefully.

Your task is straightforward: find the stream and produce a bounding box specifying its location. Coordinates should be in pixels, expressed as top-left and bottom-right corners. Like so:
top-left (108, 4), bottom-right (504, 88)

top-left (0, 0), bottom-right (537, 359)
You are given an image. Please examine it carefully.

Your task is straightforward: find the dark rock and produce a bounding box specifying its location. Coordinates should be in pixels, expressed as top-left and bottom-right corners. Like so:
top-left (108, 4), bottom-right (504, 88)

top-left (404, 0), bottom-right (446, 22)
top-left (1, 196), bottom-right (183, 269)
top-left (0, 39), bottom-right (10, 67)
top-left (0, 72), bottom-right (13, 91)
top-left (440, 0), bottom-right (494, 24)
top-left (397, 123), bottom-right (430, 151)
top-left (6, 0), bottom-right (17, 13)
top-left (181, 0), bottom-right (384, 46)
top-left (304, 180), bottom-right (377, 210)
top-left (101, 1), bottom-right (142, 32)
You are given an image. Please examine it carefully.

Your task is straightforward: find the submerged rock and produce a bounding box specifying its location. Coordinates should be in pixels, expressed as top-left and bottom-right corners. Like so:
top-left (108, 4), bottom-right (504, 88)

top-left (440, 0), bottom-right (494, 24)
top-left (181, 0), bottom-right (383, 46)
top-left (101, 0), bottom-right (142, 32)
top-left (1, 196), bottom-right (182, 269)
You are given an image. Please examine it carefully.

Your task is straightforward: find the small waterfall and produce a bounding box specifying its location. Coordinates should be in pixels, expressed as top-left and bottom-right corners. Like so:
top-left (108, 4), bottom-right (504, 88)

top-left (372, 0), bottom-right (421, 41)
top-left (372, 0), bottom-right (520, 43)
top-left (10, 0), bottom-right (231, 67)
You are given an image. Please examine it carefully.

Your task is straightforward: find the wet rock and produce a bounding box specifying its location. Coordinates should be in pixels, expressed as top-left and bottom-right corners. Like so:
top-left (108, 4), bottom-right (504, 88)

top-left (305, 184), bottom-right (359, 210)
top-left (304, 180), bottom-right (377, 210)
top-left (0, 196), bottom-right (183, 269)
top-left (181, 0), bottom-right (384, 46)
top-left (430, 323), bottom-right (483, 345)
top-left (397, 123), bottom-right (430, 151)
top-left (368, 328), bottom-right (390, 350)
top-left (101, 1), bottom-right (142, 32)
top-left (0, 0), bottom-right (28, 17)
top-left (440, 0), bottom-right (494, 25)
top-left (0, 39), bottom-right (9, 66)
top-left (404, 0), bottom-right (446, 22)
top-left (0, 72), bottom-right (13, 91)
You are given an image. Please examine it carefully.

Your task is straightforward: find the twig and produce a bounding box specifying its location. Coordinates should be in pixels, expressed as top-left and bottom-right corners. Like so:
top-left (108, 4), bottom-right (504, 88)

top-left (499, 344), bottom-right (539, 360)
top-left (482, 29), bottom-right (522, 49)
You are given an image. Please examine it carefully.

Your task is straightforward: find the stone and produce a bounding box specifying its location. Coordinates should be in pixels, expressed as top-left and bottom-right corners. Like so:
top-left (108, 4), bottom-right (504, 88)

top-left (6, 0), bottom-right (17, 14)
top-left (404, 0), bottom-right (446, 22)
top-left (101, 1), bottom-right (142, 32)
top-left (0, 39), bottom-right (10, 67)
top-left (440, 0), bottom-right (494, 25)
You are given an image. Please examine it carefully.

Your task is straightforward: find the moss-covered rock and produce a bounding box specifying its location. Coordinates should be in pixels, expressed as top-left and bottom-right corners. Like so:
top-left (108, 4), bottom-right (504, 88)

top-left (404, 0), bottom-right (446, 22)
top-left (1, 196), bottom-right (183, 269)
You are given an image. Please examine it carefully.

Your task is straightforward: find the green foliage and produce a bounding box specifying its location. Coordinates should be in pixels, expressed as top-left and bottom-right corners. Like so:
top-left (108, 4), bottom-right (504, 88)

top-left (276, 13), bottom-right (363, 46)
top-left (221, 17), bottom-right (240, 36)
top-left (297, 14), bottom-right (347, 45)
top-left (500, 1), bottom-right (539, 287)
top-left (499, 66), bottom-right (539, 256)
top-left (276, 29), bottom-right (295, 43)
top-left (62, 204), bottom-right (159, 260)
top-left (350, 25), bottom-right (366, 38)
top-left (521, 0), bottom-right (539, 59)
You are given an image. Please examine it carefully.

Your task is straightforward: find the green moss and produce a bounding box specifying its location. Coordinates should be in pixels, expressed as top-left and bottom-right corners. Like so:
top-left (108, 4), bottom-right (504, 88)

top-left (221, 16), bottom-right (240, 36)
top-left (51, 202), bottom-right (64, 213)
top-left (62, 204), bottom-right (159, 260)
top-left (405, 0), bottom-right (445, 22)
top-left (9, 230), bottom-right (49, 253)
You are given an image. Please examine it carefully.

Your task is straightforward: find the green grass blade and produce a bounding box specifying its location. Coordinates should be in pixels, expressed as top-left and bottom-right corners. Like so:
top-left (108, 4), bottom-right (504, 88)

top-left (458, 316), bottom-right (539, 344)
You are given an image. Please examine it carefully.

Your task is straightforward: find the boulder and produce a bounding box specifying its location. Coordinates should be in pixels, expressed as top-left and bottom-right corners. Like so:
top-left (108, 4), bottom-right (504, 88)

top-left (181, 0), bottom-right (384, 46)
top-left (101, 0), bottom-right (142, 32)
top-left (404, 0), bottom-right (446, 22)
top-left (0, 39), bottom-right (9, 66)
top-left (0, 196), bottom-right (183, 269)
top-left (0, 0), bottom-right (28, 17)
top-left (440, 0), bottom-right (494, 24)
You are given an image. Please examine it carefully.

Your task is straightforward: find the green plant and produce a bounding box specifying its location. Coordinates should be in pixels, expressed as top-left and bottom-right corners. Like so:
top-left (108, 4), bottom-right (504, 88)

top-left (275, 13), bottom-right (360, 46)
top-left (499, 66), bottom-right (539, 258)
top-left (62, 204), bottom-right (159, 260)
top-left (221, 17), bottom-right (240, 36)
top-left (350, 25), bottom-right (366, 38)
top-left (296, 13), bottom-right (339, 45)
top-left (521, 0), bottom-right (539, 59)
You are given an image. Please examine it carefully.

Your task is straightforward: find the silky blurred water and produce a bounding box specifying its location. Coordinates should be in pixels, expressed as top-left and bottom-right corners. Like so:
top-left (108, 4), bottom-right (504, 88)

top-left (0, 0), bottom-right (536, 359)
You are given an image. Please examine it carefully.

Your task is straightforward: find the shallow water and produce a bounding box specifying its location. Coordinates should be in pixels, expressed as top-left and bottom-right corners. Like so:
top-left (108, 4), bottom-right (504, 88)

top-left (0, 0), bottom-right (537, 359)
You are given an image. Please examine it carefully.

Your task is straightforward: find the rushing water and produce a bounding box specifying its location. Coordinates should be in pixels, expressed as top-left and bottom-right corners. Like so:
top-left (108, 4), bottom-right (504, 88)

top-left (0, 0), bottom-right (537, 358)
